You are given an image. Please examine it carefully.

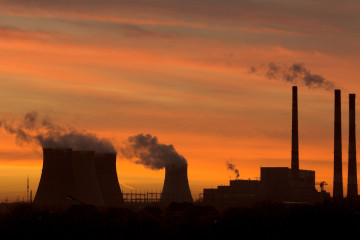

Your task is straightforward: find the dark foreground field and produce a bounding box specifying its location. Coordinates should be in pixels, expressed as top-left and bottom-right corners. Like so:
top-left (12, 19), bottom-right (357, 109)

top-left (0, 201), bottom-right (359, 239)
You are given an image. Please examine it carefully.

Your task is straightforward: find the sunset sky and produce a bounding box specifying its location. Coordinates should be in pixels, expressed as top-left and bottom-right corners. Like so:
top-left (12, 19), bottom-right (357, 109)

top-left (1, 0), bottom-right (360, 201)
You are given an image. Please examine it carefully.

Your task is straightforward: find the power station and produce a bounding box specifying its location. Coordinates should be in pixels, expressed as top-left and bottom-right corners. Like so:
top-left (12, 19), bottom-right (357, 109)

top-left (32, 86), bottom-right (358, 208)
top-left (204, 86), bottom-right (359, 206)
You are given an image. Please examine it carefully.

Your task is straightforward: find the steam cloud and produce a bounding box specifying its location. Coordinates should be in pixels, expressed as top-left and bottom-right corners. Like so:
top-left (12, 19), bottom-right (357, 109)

top-left (120, 133), bottom-right (187, 170)
top-left (0, 111), bottom-right (115, 152)
top-left (226, 161), bottom-right (239, 179)
top-left (250, 62), bottom-right (335, 90)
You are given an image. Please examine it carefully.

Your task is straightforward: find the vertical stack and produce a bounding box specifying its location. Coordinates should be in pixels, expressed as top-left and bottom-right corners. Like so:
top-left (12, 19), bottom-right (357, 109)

top-left (333, 90), bottom-right (343, 199)
top-left (291, 86), bottom-right (300, 199)
top-left (292, 86), bottom-right (300, 173)
top-left (347, 94), bottom-right (358, 199)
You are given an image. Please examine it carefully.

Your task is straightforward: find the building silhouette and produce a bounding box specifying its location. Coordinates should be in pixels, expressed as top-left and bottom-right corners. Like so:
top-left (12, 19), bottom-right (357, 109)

top-left (203, 86), bottom-right (330, 206)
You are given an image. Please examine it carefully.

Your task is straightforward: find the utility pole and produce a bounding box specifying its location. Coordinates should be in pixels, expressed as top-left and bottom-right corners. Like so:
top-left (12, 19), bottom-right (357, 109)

top-left (27, 176), bottom-right (29, 203)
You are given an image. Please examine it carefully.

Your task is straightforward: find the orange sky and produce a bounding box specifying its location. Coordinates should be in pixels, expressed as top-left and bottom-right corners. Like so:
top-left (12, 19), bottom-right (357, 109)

top-left (1, 0), bottom-right (360, 201)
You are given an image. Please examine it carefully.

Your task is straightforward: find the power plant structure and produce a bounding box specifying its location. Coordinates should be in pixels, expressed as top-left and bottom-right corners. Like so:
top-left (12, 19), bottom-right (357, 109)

top-left (95, 153), bottom-right (125, 207)
top-left (34, 149), bottom-right (124, 207)
top-left (347, 94), bottom-right (358, 199)
top-left (29, 87), bottom-right (360, 209)
top-left (34, 146), bottom-right (194, 207)
top-left (72, 151), bottom-right (105, 206)
top-left (203, 86), bottom-right (331, 206)
top-left (34, 148), bottom-right (78, 206)
top-left (332, 90), bottom-right (359, 200)
top-left (333, 90), bottom-right (343, 199)
top-left (160, 164), bottom-right (193, 205)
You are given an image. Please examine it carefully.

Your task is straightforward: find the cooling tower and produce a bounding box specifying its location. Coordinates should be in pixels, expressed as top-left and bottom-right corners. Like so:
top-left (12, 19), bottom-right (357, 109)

top-left (34, 148), bottom-right (78, 206)
top-left (72, 151), bottom-right (105, 206)
top-left (160, 164), bottom-right (193, 205)
top-left (333, 89), bottom-right (343, 199)
top-left (95, 153), bottom-right (125, 207)
top-left (291, 86), bottom-right (299, 173)
top-left (347, 94), bottom-right (358, 198)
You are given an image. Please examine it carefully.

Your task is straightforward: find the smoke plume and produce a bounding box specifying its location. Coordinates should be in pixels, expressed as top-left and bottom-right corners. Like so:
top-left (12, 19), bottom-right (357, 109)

top-left (0, 111), bottom-right (115, 152)
top-left (226, 161), bottom-right (239, 179)
top-left (250, 62), bottom-right (334, 90)
top-left (120, 133), bottom-right (187, 170)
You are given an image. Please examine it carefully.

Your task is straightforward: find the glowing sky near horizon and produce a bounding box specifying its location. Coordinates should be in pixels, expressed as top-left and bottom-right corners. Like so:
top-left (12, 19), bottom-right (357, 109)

top-left (1, 0), bottom-right (360, 201)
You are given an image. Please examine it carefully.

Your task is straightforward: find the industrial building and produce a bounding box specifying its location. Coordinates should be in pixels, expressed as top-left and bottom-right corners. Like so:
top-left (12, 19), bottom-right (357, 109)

top-left (203, 86), bottom-right (333, 206)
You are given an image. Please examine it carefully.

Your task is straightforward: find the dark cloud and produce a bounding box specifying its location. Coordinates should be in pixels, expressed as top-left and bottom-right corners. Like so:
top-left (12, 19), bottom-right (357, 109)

top-left (0, 111), bottom-right (115, 153)
top-left (120, 133), bottom-right (187, 170)
top-left (23, 111), bottom-right (38, 130)
top-left (36, 130), bottom-right (115, 152)
top-left (250, 62), bottom-right (335, 90)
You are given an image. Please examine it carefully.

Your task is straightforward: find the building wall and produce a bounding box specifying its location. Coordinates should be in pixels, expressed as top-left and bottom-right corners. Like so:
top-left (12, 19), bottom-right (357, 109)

top-left (203, 167), bottom-right (326, 206)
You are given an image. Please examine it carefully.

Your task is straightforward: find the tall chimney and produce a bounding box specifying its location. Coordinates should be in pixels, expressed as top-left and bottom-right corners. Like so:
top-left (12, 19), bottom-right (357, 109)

top-left (347, 94), bottom-right (358, 198)
top-left (333, 89), bottom-right (343, 199)
top-left (291, 86), bottom-right (299, 173)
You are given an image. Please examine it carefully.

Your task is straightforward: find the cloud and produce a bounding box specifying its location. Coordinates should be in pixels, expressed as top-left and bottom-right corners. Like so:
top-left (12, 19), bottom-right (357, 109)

top-left (250, 62), bottom-right (335, 90)
top-left (0, 111), bottom-right (116, 153)
top-left (0, 0), bottom-right (355, 33)
top-left (120, 133), bottom-right (187, 170)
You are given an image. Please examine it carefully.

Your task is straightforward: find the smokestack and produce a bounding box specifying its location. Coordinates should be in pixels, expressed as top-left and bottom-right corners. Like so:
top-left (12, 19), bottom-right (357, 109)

top-left (72, 151), bottom-right (105, 206)
top-left (292, 86), bottom-right (299, 173)
top-left (34, 148), bottom-right (79, 206)
top-left (160, 164), bottom-right (193, 206)
top-left (95, 153), bottom-right (125, 207)
top-left (347, 94), bottom-right (358, 198)
top-left (333, 89), bottom-right (343, 199)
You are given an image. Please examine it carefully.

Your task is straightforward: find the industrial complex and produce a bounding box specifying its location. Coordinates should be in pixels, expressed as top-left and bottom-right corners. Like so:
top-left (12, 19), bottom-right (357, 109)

top-left (203, 87), bottom-right (358, 206)
top-left (34, 149), bottom-right (194, 207)
top-left (29, 86), bottom-right (358, 208)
